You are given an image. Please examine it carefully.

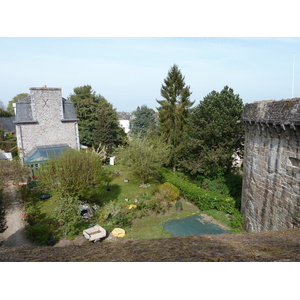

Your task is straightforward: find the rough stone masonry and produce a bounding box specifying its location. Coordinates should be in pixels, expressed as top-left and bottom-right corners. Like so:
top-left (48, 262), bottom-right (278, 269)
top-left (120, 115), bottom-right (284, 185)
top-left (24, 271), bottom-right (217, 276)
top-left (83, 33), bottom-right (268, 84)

top-left (14, 87), bottom-right (80, 162)
top-left (241, 98), bottom-right (300, 232)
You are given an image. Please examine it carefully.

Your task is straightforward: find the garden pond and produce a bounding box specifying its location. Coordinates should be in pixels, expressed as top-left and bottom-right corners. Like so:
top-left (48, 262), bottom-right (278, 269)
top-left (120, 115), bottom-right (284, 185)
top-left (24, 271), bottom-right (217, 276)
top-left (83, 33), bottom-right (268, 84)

top-left (163, 215), bottom-right (230, 237)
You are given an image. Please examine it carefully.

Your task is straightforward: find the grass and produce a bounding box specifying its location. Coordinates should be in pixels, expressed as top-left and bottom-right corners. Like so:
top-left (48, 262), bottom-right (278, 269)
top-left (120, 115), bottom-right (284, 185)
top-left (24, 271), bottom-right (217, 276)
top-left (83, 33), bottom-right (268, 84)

top-left (123, 199), bottom-right (201, 239)
top-left (200, 210), bottom-right (233, 229)
top-left (98, 164), bottom-right (160, 204)
top-left (27, 163), bottom-right (242, 243)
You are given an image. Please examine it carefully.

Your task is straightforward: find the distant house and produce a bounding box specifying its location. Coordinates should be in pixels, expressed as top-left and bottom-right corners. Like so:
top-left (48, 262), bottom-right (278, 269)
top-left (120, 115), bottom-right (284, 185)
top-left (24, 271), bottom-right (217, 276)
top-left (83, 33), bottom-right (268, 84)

top-left (0, 117), bottom-right (15, 136)
top-left (14, 86), bottom-right (80, 167)
top-left (117, 112), bottom-right (131, 134)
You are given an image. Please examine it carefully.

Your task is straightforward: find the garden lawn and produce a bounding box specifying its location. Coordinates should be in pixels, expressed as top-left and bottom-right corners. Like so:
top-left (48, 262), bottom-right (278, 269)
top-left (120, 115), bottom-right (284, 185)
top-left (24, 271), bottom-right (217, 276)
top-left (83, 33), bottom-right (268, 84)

top-left (98, 164), bottom-right (161, 204)
top-left (33, 164), bottom-right (241, 241)
top-left (122, 199), bottom-right (201, 239)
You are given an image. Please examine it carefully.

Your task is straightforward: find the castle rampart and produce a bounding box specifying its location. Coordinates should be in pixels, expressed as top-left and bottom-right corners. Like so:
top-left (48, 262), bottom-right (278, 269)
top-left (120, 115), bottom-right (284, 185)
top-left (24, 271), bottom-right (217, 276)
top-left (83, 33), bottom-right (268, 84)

top-left (241, 98), bottom-right (300, 232)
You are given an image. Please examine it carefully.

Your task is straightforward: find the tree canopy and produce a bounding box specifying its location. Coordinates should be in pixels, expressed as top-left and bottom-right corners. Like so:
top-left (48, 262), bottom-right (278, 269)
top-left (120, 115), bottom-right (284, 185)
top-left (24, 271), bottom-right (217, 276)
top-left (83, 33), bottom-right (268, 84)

top-left (182, 85), bottom-right (244, 178)
top-left (119, 134), bottom-right (169, 185)
top-left (69, 85), bottom-right (127, 153)
top-left (7, 93), bottom-right (29, 115)
top-left (157, 64), bottom-right (194, 171)
top-left (130, 105), bottom-right (157, 137)
top-left (69, 85), bottom-right (100, 147)
top-left (93, 97), bottom-right (127, 155)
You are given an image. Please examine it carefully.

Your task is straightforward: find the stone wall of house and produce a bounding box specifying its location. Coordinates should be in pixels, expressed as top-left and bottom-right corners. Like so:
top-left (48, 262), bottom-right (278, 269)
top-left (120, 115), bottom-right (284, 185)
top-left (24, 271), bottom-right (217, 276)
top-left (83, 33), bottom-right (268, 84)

top-left (241, 99), bottom-right (300, 232)
top-left (15, 87), bottom-right (80, 159)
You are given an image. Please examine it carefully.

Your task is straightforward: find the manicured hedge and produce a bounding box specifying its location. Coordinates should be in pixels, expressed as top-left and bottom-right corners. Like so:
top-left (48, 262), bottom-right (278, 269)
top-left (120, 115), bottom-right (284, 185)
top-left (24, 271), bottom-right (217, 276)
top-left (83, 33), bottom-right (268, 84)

top-left (162, 170), bottom-right (236, 214)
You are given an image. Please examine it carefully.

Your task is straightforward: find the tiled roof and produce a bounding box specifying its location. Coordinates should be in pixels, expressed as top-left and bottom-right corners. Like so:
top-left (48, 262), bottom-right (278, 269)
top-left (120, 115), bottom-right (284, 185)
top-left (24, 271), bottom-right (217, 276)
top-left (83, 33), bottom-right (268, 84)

top-left (0, 117), bottom-right (15, 132)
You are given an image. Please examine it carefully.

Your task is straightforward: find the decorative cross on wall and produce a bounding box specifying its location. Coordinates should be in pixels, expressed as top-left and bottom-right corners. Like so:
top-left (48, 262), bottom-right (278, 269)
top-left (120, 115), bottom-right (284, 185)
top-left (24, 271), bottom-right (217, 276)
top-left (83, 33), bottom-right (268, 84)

top-left (43, 99), bottom-right (49, 108)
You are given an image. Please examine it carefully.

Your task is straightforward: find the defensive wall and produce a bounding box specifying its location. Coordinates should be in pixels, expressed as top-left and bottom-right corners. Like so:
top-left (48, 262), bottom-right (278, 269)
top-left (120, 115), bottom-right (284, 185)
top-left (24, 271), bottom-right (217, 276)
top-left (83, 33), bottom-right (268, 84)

top-left (241, 98), bottom-right (300, 232)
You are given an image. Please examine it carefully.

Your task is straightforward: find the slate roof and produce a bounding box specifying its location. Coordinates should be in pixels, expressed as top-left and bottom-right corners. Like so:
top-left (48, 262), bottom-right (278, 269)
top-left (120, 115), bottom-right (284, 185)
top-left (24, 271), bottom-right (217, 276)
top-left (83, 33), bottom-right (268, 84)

top-left (0, 117), bottom-right (15, 132)
top-left (62, 98), bottom-right (79, 122)
top-left (242, 98), bottom-right (300, 127)
top-left (13, 96), bottom-right (79, 124)
top-left (14, 96), bottom-right (36, 124)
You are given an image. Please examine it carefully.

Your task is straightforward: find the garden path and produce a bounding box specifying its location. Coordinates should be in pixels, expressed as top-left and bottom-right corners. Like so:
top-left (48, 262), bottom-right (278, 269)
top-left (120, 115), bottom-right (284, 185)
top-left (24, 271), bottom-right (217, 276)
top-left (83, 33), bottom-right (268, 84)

top-left (0, 184), bottom-right (33, 247)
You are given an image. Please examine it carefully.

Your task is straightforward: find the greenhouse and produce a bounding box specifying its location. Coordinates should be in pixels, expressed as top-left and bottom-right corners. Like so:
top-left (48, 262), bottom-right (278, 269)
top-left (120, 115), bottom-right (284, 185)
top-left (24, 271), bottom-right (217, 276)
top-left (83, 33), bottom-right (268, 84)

top-left (24, 144), bottom-right (69, 177)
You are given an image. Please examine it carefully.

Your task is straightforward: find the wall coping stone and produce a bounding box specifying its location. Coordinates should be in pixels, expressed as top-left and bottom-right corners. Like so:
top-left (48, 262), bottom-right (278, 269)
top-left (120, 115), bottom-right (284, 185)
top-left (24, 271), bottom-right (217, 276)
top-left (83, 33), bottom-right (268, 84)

top-left (242, 98), bottom-right (300, 126)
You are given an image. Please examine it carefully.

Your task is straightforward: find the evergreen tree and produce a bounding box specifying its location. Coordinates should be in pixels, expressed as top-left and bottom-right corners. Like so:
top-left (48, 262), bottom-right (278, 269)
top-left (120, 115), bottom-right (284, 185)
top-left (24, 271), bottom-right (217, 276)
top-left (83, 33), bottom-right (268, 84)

top-left (130, 105), bottom-right (157, 136)
top-left (182, 86), bottom-right (244, 178)
top-left (157, 64), bottom-right (194, 171)
top-left (69, 85), bottom-right (126, 152)
top-left (93, 97), bottom-right (127, 156)
top-left (69, 85), bottom-right (99, 147)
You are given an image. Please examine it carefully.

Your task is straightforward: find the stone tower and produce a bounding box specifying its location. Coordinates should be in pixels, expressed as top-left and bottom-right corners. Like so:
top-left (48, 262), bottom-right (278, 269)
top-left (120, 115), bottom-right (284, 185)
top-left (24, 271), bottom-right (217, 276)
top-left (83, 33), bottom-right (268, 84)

top-left (14, 86), bottom-right (80, 163)
top-left (241, 99), bottom-right (300, 232)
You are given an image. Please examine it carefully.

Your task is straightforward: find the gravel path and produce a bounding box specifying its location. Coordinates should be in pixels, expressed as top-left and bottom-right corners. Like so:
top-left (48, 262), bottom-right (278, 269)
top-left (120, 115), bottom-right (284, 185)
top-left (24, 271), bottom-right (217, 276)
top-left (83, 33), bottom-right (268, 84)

top-left (0, 184), bottom-right (33, 247)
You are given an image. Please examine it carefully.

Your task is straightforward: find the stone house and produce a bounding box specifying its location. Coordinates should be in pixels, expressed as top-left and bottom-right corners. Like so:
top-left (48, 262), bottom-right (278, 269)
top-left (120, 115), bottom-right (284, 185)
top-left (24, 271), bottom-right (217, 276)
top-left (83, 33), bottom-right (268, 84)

top-left (241, 98), bottom-right (300, 232)
top-left (14, 86), bottom-right (80, 167)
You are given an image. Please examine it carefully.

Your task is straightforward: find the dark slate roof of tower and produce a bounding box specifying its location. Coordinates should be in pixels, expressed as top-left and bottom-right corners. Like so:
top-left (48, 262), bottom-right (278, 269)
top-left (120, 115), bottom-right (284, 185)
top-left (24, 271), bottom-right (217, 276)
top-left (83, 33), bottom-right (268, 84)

top-left (0, 117), bottom-right (15, 132)
top-left (242, 98), bottom-right (300, 126)
top-left (62, 98), bottom-right (79, 122)
top-left (14, 96), bottom-right (79, 124)
top-left (14, 96), bottom-right (36, 124)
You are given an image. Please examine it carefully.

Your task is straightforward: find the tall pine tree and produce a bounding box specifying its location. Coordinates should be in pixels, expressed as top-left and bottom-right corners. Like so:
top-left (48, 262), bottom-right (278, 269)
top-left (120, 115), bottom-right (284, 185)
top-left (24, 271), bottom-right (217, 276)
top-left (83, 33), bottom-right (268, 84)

top-left (157, 64), bottom-right (194, 171)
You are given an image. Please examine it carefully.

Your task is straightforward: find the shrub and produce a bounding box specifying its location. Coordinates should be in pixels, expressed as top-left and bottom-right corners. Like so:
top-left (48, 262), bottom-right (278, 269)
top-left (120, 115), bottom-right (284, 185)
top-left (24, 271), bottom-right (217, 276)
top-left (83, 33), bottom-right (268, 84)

top-left (228, 209), bottom-right (244, 232)
top-left (25, 224), bottom-right (52, 245)
top-left (99, 201), bottom-right (133, 231)
top-left (162, 169), bottom-right (236, 214)
top-left (175, 201), bottom-right (183, 211)
top-left (158, 182), bottom-right (180, 202)
top-left (37, 148), bottom-right (104, 199)
top-left (54, 195), bottom-right (84, 237)
top-left (199, 177), bottom-right (230, 196)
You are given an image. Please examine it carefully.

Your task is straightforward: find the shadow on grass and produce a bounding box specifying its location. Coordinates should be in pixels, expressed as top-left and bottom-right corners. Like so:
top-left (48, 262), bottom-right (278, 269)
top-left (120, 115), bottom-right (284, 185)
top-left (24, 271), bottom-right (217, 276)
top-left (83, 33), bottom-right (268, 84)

top-left (224, 172), bottom-right (243, 209)
top-left (96, 184), bottom-right (122, 205)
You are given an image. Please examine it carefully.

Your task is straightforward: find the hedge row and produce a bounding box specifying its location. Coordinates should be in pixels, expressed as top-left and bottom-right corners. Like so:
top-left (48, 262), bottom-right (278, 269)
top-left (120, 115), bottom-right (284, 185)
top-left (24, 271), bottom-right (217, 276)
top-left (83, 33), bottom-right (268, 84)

top-left (162, 170), bottom-right (236, 214)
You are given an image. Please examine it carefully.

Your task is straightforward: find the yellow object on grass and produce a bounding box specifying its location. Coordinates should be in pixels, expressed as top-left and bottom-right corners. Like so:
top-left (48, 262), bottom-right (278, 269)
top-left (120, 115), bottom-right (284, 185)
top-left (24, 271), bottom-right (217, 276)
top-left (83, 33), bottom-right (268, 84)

top-left (128, 204), bottom-right (137, 210)
top-left (112, 228), bottom-right (126, 238)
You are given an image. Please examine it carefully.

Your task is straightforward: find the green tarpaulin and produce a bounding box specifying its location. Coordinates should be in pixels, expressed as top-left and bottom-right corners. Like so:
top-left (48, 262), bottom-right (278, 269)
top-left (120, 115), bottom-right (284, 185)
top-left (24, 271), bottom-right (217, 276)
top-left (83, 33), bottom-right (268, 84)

top-left (163, 215), bottom-right (230, 237)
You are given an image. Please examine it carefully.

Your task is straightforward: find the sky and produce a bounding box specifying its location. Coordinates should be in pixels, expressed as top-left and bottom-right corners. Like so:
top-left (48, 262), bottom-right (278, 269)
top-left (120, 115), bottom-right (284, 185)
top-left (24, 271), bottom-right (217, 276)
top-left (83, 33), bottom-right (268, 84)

top-left (1, 37), bottom-right (300, 112)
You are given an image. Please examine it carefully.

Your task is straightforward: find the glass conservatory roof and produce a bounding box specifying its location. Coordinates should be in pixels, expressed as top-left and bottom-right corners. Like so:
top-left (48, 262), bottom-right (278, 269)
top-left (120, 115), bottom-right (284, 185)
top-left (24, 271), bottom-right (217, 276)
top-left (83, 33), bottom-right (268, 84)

top-left (24, 144), bottom-right (69, 163)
